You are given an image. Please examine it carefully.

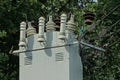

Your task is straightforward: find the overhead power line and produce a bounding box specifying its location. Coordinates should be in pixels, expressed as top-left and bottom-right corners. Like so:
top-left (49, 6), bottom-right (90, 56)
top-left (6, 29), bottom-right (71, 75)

top-left (101, 4), bottom-right (120, 22)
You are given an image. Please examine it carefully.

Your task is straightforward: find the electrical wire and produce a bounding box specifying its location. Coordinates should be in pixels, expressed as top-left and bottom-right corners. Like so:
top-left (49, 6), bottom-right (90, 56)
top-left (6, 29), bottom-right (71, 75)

top-left (107, 19), bottom-right (120, 32)
top-left (79, 4), bottom-right (120, 39)
top-left (12, 43), bottom-right (76, 54)
top-left (101, 4), bottom-right (120, 21)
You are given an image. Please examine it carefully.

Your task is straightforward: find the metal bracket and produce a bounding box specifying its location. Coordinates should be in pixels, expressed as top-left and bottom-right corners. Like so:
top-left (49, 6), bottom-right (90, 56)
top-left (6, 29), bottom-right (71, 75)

top-left (80, 40), bottom-right (105, 52)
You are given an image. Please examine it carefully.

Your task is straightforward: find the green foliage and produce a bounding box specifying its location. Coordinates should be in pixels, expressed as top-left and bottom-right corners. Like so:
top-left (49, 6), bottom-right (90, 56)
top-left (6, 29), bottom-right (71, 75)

top-left (0, 30), bottom-right (7, 37)
top-left (0, 0), bottom-right (120, 80)
top-left (82, 0), bottom-right (120, 80)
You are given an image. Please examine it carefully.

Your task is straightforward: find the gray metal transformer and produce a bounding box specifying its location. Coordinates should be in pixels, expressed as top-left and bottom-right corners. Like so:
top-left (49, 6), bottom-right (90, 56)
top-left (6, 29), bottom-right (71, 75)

top-left (13, 14), bottom-right (83, 80)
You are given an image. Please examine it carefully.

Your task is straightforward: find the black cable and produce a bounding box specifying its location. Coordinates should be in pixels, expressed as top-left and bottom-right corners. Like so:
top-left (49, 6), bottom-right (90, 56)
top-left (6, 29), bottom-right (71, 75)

top-left (107, 19), bottom-right (120, 32)
top-left (12, 43), bottom-right (76, 54)
top-left (101, 4), bottom-right (120, 21)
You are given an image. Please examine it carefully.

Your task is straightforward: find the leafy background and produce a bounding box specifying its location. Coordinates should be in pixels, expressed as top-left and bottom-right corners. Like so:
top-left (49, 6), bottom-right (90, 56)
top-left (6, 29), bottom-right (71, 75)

top-left (0, 0), bottom-right (120, 80)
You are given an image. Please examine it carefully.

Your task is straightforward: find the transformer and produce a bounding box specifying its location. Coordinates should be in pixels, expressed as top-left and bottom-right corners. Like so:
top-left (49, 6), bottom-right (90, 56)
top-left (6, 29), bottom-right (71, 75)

top-left (13, 14), bottom-right (83, 80)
